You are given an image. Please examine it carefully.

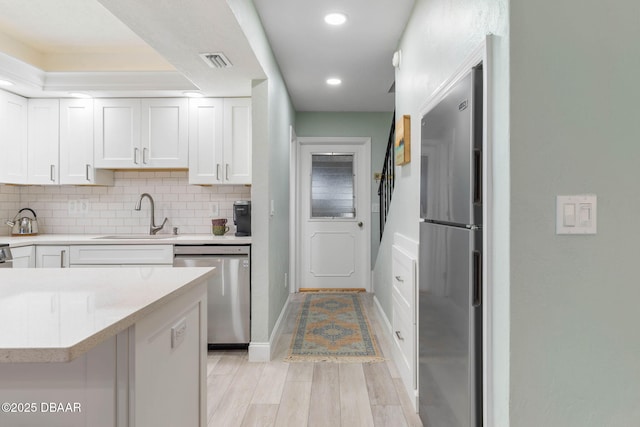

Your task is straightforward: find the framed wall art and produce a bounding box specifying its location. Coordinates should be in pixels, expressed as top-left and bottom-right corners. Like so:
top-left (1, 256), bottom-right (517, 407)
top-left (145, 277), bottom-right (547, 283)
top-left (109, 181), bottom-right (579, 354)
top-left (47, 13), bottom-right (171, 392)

top-left (395, 114), bottom-right (411, 165)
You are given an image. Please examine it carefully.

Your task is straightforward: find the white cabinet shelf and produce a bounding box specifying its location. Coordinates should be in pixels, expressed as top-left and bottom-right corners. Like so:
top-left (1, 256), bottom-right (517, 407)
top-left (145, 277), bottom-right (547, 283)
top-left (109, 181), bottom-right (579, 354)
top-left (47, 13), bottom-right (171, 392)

top-left (189, 97), bottom-right (251, 184)
top-left (94, 98), bottom-right (188, 169)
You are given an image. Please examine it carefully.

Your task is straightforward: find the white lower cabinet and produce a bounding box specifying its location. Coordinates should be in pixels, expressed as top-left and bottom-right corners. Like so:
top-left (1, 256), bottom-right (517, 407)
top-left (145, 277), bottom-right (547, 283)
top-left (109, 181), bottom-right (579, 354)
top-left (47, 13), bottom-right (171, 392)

top-left (10, 246), bottom-right (35, 268)
top-left (69, 245), bottom-right (173, 266)
top-left (391, 244), bottom-right (417, 407)
top-left (35, 246), bottom-right (70, 268)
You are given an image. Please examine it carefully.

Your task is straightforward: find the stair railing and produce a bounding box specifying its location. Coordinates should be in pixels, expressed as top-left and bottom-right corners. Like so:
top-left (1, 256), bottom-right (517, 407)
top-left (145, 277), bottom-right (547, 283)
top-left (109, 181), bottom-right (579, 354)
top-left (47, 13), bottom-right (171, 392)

top-left (377, 112), bottom-right (395, 240)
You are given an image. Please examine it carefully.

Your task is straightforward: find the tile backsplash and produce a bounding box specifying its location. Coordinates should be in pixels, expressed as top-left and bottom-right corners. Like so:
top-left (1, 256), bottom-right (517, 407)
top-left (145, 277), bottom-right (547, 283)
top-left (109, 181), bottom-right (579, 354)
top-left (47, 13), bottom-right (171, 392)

top-left (0, 171), bottom-right (250, 236)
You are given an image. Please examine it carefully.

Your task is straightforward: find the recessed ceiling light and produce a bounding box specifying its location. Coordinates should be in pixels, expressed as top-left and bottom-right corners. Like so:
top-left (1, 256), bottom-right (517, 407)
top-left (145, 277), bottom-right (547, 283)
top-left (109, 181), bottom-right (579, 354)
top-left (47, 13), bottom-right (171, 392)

top-left (69, 92), bottom-right (92, 98)
top-left (183, 91), bottom-right (204, 98)
top-left (0, 79), bottom-right (14, 86)
top-left (326, 78), bottom-right (342, 86)
top-left (324, 12), bottom-right (347, 26)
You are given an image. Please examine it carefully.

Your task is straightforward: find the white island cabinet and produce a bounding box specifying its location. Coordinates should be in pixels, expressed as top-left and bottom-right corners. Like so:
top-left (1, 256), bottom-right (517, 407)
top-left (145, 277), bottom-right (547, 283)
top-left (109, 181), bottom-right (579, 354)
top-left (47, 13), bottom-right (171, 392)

top-left (0, 267), bottom-right (213, 427)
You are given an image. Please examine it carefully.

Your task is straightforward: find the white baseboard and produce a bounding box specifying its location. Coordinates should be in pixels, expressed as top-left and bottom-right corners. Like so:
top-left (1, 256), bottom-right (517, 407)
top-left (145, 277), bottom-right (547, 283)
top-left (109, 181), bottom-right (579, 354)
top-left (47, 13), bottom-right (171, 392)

top-left (248, 293), bottom-right (291, 362)
top-left (374, 293), bottom-right (418, 412)
top-left (373, 294), bottom-right (392, 334)
top-left (248, 342), bottom-right (270, 362)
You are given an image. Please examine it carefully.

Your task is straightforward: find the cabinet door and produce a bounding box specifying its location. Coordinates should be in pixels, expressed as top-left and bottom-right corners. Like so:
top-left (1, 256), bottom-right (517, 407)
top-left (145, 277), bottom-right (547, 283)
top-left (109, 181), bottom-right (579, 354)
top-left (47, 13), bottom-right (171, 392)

top-left (188, 98), bottom-right (224, 184)
top-left (11, 246), bottom-right (35, 268)
top-left (60, 99), bottom-right (113, 185)
top-left (35, 246), bottom-right (70, 268)
top-left (0, 91), bottom-right (28, 184)
top-left (28, 99), bottom-right (60, 184)
top-left (94, 99), bottom-right (141, 168)
top-left (141, 98), bottom-right (188, 168)
top-left (223, 98), bottom-right (252, 184)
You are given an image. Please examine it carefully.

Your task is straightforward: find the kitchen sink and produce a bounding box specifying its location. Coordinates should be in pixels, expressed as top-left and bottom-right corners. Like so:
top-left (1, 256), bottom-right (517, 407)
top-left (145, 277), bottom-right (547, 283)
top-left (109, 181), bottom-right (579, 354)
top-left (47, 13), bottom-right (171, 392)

top-left (94, 234), bottom-right (175, 240)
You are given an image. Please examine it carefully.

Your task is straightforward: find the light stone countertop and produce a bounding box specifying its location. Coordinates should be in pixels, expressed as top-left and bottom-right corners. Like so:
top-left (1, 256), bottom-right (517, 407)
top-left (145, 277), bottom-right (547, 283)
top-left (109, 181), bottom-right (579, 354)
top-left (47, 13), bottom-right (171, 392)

top-left (0, 267), bottom-right (215, 363)
top-left (1, 234), bottom-right (251, 247)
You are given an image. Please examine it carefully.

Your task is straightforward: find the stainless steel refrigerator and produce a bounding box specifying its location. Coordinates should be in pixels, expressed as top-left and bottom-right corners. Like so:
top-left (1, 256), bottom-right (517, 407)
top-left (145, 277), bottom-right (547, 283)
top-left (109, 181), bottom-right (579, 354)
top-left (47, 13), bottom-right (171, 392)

top-left (419, 64), bottom-right (483, 427)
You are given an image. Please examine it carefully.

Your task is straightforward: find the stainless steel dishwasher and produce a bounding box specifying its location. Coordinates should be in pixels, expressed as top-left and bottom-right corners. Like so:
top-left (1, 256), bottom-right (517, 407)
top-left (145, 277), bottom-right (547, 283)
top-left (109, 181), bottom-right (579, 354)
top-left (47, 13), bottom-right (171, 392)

top-left (173, 245), bottom-right (250, 348)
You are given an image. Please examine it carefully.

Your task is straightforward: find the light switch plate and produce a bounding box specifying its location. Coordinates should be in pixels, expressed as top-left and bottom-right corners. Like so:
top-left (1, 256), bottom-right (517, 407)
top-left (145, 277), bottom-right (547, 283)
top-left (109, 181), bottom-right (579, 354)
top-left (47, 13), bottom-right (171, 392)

top-left (556, 195), bottom-right (597, 234)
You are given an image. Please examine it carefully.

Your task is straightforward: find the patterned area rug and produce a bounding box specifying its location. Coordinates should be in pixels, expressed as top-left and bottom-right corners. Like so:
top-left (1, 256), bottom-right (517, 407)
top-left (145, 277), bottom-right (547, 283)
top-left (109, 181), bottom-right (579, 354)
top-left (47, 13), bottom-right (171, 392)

top-left (285, 293), bottom-right (384, 363)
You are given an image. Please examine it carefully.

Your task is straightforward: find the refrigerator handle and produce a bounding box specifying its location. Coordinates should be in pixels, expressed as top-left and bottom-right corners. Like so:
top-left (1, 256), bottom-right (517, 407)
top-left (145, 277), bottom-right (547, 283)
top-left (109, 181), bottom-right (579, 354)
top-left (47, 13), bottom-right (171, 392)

top-left (473, 148), bottom-right (482, 205)
top-left (472, 250), bottom-right (482, 307)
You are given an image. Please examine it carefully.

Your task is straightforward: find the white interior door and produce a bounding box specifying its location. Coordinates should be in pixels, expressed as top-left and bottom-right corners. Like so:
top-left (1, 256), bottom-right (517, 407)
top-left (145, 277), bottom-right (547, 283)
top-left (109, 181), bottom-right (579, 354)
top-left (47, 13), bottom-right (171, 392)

top-left (298, 138), bottom-right (371, 290)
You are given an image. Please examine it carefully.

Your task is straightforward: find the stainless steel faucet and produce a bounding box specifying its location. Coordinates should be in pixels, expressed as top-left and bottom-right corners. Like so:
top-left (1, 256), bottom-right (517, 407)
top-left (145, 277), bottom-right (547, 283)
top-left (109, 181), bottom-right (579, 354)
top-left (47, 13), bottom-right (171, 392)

top-left (135, 193), bottom-right (168, 235)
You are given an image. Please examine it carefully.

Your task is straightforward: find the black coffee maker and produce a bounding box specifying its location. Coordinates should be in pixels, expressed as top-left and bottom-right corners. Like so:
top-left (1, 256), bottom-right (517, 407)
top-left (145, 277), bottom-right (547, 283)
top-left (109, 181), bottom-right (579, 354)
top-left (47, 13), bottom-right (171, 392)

top-left (233, 201), bottom-right (251, 236)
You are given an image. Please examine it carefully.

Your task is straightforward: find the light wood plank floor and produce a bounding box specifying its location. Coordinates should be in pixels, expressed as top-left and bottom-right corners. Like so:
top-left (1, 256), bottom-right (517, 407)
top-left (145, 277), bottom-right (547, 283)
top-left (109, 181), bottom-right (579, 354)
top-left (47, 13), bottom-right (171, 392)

top-left (207, 293), bottom-right (424, 427)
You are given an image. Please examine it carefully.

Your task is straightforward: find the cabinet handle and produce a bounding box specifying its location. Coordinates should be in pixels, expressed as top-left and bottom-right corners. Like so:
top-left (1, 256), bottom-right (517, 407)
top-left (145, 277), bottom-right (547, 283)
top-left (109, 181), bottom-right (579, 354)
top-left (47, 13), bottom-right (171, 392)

top-left (395, 275), bottom-right (404, 282)
top-left (143, 148), bottom-right (148, 165)
top-left (216, 164), bottom-right (221, 181)
top-left (85, 164), bottom-right (91, 181)
top-left (134, 147), bottom-right (139, 164)
top-left (60, 250), bottom-right (66, 268)
top-left (395, 331), bottom-right (404, 341)
top-left (50, 165), bottom-right (55, 182)
top-left (226, 164), bottom-right (230, 181)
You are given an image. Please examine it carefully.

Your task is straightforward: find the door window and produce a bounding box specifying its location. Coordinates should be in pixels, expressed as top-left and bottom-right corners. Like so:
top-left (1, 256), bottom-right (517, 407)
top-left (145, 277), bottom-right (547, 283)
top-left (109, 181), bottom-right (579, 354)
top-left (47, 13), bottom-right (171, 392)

top-left (310, 154), bottom-right (355, 218)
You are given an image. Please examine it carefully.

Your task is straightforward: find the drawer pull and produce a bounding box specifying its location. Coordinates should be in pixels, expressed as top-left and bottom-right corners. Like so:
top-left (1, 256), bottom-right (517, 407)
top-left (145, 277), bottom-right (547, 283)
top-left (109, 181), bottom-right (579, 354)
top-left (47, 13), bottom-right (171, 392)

top-left (395, 331), bottom-right (404, 341)
top-left (395, 275), bottom-right (404, 282)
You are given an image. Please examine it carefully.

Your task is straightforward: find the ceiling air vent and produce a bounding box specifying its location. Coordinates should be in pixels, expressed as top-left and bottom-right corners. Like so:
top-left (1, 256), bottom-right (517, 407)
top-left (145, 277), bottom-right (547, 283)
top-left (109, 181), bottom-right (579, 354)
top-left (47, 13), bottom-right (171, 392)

top-left (199, 53), bottom-right (232, 69)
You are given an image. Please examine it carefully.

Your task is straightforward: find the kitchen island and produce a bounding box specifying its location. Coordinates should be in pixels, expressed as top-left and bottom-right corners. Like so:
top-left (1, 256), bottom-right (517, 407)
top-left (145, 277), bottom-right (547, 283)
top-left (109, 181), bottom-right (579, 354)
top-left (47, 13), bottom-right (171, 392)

top-left (0, 267), bottom-right (214, 427)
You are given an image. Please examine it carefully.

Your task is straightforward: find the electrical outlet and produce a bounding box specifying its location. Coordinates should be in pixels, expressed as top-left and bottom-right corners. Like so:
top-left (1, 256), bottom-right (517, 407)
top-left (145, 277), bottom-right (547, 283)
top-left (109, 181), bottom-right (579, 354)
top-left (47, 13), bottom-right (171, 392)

top-left (171, 318), bottom-right (187, 349)
top-left (67, 200), bottom-right (77, 215)
top-left (284, 273), bottom-right (288, 288)
top-left (209, 202), bottom-right (219, 217)
top-left (78, 199), bottom-right (89, 215)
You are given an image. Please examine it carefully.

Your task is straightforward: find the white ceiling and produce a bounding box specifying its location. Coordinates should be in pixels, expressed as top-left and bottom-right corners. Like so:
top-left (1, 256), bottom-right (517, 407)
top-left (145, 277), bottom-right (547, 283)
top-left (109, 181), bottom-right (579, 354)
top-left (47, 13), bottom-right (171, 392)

top-left (253, 0), bottom-right (414, 112)
top-left (0, 0), bottom-right (413, 111)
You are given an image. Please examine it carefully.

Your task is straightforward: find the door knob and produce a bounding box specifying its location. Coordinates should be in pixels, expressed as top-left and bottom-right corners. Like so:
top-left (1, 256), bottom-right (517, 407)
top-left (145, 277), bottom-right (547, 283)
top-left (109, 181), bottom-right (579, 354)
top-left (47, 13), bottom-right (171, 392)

top-left (357, 221), bottom-right (363, 228)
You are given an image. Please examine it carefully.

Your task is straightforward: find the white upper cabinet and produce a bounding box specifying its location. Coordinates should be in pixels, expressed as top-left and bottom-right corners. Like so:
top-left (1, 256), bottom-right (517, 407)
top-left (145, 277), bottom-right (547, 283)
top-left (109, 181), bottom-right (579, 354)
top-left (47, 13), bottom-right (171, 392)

top-left (0, 91), bottom-right (28, 184)
top-left (28, 99), bottom-right (60, 184)
top-left (188, 97), bottom-right (251, 185)
top-left (94, 98), bottom-right (188, 169)
top-left (141, 99), bottom-right (189, 168)
top-left (59, 99), bottom-right (113, 185)
top-left (223, 98), bottom-right (252, 184)
top-left (188, 98), bottom-right (224, 184)
top-left (94, 99), bottom-right (141, 168)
